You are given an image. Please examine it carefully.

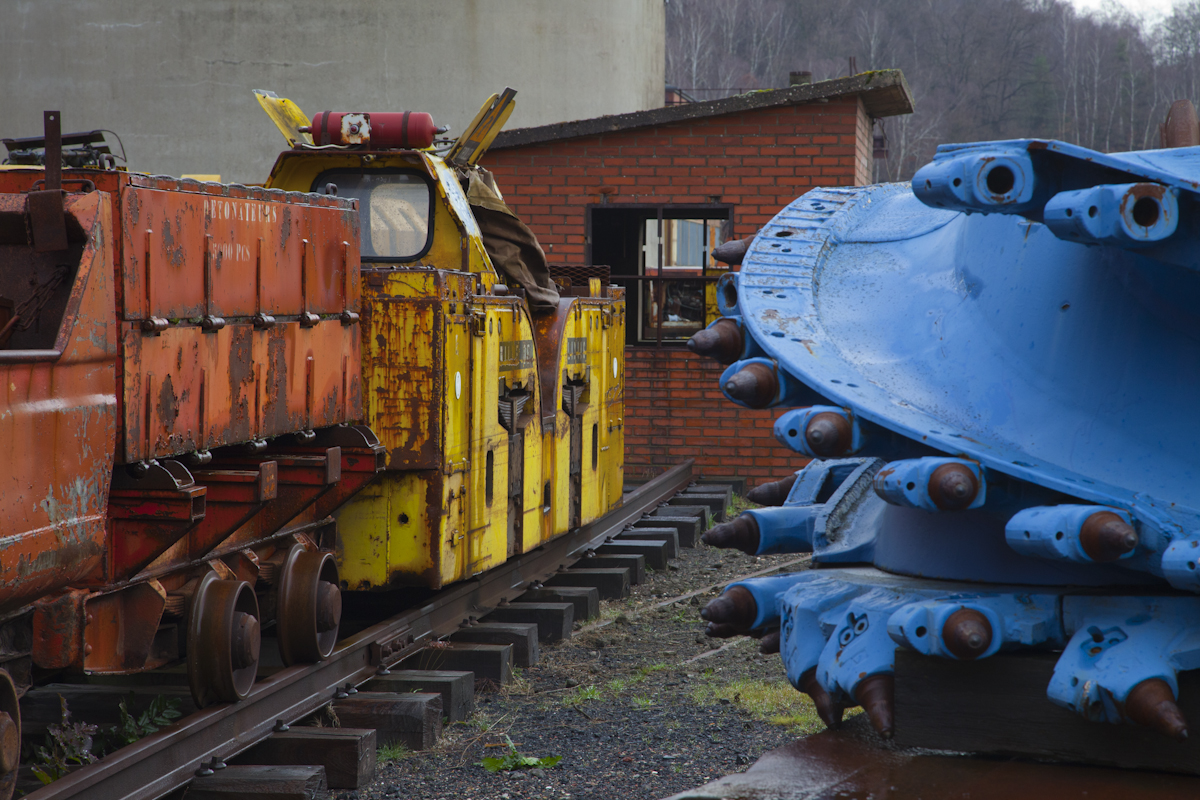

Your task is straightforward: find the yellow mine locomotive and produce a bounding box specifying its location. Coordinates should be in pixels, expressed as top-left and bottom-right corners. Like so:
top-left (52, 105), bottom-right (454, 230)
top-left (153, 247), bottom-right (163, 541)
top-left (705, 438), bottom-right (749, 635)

top-left (255, 90), bottom-right (627, 591)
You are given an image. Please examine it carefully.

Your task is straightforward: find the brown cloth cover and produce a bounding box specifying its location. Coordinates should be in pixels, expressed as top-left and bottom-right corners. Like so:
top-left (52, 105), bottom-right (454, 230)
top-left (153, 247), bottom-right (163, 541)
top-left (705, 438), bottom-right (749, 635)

top-left (465, 167), bottom-right (560, 310)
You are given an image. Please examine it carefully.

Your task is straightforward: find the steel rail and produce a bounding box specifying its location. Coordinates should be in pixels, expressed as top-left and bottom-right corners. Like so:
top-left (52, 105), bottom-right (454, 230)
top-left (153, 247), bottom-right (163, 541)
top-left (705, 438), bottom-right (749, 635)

top-left (27, 460), bottom-right (694, 800)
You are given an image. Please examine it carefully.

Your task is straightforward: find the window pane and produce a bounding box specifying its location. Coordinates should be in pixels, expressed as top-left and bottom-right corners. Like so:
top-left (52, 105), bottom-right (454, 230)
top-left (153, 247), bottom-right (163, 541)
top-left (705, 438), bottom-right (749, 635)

top-left (313, 171), bottom-right (431, 259)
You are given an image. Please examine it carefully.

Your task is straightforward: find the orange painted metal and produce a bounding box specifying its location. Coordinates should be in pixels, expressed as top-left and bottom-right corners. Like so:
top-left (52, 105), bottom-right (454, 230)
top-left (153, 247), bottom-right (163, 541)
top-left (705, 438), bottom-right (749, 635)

top-left (0, 191), bottom-right (118, 616)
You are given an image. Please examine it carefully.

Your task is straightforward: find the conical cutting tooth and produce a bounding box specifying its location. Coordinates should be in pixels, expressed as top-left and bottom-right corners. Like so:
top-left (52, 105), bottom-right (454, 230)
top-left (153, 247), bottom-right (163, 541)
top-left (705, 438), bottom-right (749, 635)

top-left (687, 319), bottom-right (744, 364)
top-left (745, 474), bottom-right (798, 507)
top-left (700, 514), bottom-right (760, 554)
top-left (942, 608), bottom-right (993, 660)
top-left (1125, 678), bottom-right (1189, 740)
top-left (724, 363), bottom-right (778, 409)
top-left (712, 236), bottom-right (754, 266)
top-left (854, 673), bottom-right (895, 739)
top-left (699, 586), bottom-right (757, 629)
top-left (927, 462), bottom-right (980, 510)
top-left (800, 668), bottom-right (845, 729)
top-left (805, 412), bottom-right (852, 458)
top-left (757, 629), bottom-right (781, 654)
top-left (1079, 511), bottom-right (1139, 562)
top-left (704, 622), bottom-right (742, 639)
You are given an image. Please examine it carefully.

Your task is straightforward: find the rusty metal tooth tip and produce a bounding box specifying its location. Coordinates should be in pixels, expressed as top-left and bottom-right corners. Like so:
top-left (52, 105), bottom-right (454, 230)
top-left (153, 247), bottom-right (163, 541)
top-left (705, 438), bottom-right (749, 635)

top-left (705, 622), bottom-right (741, 638)
top-left (723, 363), bottom-right (778, 408)
top-left (1126, 678), bottom-right (1189, 740)
top-left (942, 608), bottom-right (993, 660)
top-left (688, 319), bottom-right (744, 364)
top-left (854, 674), bottom-right (895, 739)
top-left (745, 474), bottom-right (798, 507)
top-left (700, 586), bottom-right (757, 629)
top-left (712, 236), bottom-right (754, 267)
top-left (1080, 511), bottom-right (1139, 562)
top-left (700, 514), bottom-right (760, 555)
top-left (758, 630), bottom-right (781, 654)
top-left (805, 412), bottom-right (852, 458)
top-left (927, 463), bottom-right (979, 511)
top-left (800, 668), bottom-right (844, 729)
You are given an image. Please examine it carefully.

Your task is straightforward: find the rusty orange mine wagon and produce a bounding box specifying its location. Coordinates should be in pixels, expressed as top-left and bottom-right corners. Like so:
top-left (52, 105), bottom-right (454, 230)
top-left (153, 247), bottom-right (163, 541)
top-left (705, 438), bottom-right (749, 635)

top-left (0, 113), bottom-right (382, 732)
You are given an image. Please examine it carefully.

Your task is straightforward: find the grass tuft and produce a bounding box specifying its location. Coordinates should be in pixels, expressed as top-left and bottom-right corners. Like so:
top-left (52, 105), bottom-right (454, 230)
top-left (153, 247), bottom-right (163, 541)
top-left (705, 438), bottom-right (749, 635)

top-left (691, 677), bottom-right (860, 735)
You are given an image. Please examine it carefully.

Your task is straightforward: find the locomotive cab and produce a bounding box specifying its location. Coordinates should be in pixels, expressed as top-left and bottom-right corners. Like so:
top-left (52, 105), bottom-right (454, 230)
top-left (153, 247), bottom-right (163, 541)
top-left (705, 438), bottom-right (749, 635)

top-left (257, 91), bottom-right (626, 590)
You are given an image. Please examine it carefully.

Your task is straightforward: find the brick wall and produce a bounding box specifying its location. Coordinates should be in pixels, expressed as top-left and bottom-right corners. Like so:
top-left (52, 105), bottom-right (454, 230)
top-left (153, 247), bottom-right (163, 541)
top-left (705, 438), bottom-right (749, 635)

top-left (484, 96), bottom-right (871, 489)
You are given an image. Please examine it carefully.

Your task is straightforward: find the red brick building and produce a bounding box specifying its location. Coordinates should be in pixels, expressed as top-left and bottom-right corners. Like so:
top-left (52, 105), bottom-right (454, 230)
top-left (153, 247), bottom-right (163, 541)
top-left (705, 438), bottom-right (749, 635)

top-left (483, 71), bottom-right (913, 489)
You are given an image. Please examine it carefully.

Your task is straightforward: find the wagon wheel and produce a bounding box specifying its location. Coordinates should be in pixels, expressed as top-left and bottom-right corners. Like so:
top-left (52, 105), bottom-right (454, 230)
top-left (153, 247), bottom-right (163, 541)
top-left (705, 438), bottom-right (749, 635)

top-left (187, 572), bottom-right (261, 708)
top-left (0, 670), bottom-right (18, 800)
top-left (277, 544), bottom-right (341, 665)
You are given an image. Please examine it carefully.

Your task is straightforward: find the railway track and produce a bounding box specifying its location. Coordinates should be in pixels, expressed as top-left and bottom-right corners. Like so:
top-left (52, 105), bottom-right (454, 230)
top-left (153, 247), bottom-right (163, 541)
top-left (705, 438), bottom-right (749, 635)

top-left (22, 461), bottom-right (697, 800)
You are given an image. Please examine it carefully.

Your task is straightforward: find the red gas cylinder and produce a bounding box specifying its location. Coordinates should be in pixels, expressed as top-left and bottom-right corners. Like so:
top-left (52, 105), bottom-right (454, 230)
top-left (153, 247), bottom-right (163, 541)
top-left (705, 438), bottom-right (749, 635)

top-left (307, 111), bottom-right (437, 149)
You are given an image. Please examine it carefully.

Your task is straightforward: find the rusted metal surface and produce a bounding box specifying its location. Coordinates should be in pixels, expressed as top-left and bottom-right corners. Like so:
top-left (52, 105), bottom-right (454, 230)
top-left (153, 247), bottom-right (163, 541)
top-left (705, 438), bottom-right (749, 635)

top-left (531, 299), bottom-right (576, 425)
top-left (26, 112), bottom-right (68, 254)
top-left (722, 361), bottom-right (777, 409)
top-left (276, 545), bottom-right (340, 665)
top-left (668, 724), bottom-right (1200, 799)
top-left (0, 669), bottom-right (18, 800)
top-left (686, 318), bottom-right (743, 364)
top-left (21, 460), bottom-right (692, 800)
top-left (1079, 511), bottom-right (1139, 563)
top-left (187, 573), bottom-right (261, 708)
top-left (745, 474), bottom-right (797, 507)
top-left (699, 514), bottom-right (760, 554)
top-left (0, 190), bottom-right (117, 615)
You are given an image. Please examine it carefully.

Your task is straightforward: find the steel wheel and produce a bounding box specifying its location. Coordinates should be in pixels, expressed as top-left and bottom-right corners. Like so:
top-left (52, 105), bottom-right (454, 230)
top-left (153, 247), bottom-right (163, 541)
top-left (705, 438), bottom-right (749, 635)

top-left (187, 572), bottom-right (261, 708)
top-left (277, 544), bottom-right (341, 665)
top-left (0, 670), bottom-right (18, 800)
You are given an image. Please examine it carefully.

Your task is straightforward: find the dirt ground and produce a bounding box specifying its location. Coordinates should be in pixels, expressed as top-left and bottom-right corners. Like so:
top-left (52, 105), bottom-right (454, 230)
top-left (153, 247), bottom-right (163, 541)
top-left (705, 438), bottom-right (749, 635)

top-left (329, 521), bottom-right (848, 800)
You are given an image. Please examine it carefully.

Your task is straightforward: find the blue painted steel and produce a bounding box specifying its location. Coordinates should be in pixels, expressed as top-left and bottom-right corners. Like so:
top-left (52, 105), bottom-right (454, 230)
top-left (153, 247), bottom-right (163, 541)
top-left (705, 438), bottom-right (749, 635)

top-left (872, 457), bottom-right (986, 512)
top-left (1006, 505), bottom-right (1137, 564)
top-left (706, 137), bottom-right (1200, 738)
top-left (772, 406), bottom-right (861, 457)
top-left (725, 573), bottom-right (815, 630)
top-left (719, 357), bottom-right (812, 409)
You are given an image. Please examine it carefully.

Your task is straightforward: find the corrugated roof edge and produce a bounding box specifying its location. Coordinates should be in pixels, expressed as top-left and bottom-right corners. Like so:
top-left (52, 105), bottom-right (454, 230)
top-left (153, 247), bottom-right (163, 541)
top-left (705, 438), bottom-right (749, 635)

top-left (491, 70), bottom-right (914, 150)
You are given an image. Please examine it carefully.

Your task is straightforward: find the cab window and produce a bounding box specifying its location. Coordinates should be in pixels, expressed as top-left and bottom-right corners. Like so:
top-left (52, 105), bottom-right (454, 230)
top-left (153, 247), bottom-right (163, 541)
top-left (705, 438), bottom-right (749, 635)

top-left (313, 170), bottom-right (433, 260)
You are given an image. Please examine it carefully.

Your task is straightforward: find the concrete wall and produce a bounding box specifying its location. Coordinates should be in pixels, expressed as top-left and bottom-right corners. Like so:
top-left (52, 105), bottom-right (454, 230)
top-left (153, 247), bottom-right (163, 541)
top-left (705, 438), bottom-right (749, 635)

top-left (2, 0), bottom-right (664, 183)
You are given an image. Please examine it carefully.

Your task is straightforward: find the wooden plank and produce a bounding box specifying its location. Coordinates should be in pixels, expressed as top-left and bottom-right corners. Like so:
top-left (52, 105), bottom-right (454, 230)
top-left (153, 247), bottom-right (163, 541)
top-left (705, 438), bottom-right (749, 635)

top-left (363, 670), bottom-right (474, 723)
top-left (574, 553), bottom-right (645, 584)
top-left (597, 539), bottom-right (668, 570)
top-left (675, 492), bottom-right (728, 522)
top-left (451, 621), bottom-right (540, 666)
top-left (332, 692), bottom-right (442, 751)
top-left (483, 604), bottom-right (573, 643)
top-left (399, 642), bottom-right (513, 685)
top-left (893, 648), bottom-right (1200, 774)
top-left (516, 586), bottom-right (599, 622)
top-left (187, 764), bottom-right (327, 800)
top-left (545, 568), bottom-right (630, 599)
top-left (617, 528), bottom-right (679, 559)
top-left (637, 515), bottom-right (700, 547)
top-left (232, 727), bottom-right (375, 789)
top-left (655, 503), bottom-right (712, 530)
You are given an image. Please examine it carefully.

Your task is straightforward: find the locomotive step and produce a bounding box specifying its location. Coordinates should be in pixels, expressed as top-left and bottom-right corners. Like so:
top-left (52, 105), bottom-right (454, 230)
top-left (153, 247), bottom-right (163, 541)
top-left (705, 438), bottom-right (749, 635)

top-left (231, 727), bottom-right (376, 790)
top-left (515, 586), bottom-right (600, 623)
top-left (363, 670), bottom-right (475, 724)
top-left (451, 622), bottom-right (541, 667)
top-left (484, 602), bottom-right (574, 642)
top-left (331, 692), bottom-right (442, 751)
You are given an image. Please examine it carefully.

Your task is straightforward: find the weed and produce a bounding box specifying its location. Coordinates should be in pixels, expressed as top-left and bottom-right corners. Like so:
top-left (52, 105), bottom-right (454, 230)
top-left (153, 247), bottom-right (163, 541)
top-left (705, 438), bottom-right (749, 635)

top-left (29, 696), bottom-right (98, 785)
top-left (378, 742), bottom-right (411, 764)
top-left (562, 684), bottom-right (601, 705)
top-left (631, 696), bottom-right (655, 709)
top-left (104, 695), bottom-right (183, 751)
top-left (690, 677), bottom-right (858, 735)
top-left (477, 735), bottom-right (562, 773)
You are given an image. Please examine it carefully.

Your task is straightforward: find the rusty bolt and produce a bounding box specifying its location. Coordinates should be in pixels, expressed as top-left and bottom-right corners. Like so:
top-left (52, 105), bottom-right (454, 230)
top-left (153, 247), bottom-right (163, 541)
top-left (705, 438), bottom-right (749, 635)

top-left (0, 711), bottom-right (18, 774)
top-left (855, 673), bottom-right (895, 739)
top-left (1080, 511), bottom-right (1139, 562)
top-left (231, 612), bottom-right (261, 670)
top-left (700, 586), bottom-right (757, 630)
top-left (800, 667), bottom-right (844, 729)
top-left (805, 412), bottom-right (852, 458)
top-left (1125, 678), bottom-right (1188, 740)
top-left (745, 474), bottom-right (798, 507)
top-left (942, 608), bottom-right (993, 660)
top-left (687, 319), bottom-right (744, 365)
top-left (316, 581), bottom-right (341, 633)
top-left (700, 514), bottom-right (760, 555)
top-left (927, 463), bottom-right (980, 511)
top-left (758, 629), bottom-right (781, 655)
top-left (723, 362), bottom-right (778, 408)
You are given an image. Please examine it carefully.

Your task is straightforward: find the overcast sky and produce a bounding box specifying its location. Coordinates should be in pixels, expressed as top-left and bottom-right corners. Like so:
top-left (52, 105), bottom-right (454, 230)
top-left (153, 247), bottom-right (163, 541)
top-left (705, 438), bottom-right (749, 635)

top-left (1068, 0), bottom-right (1179, 24)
